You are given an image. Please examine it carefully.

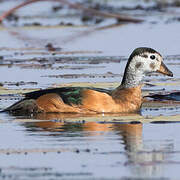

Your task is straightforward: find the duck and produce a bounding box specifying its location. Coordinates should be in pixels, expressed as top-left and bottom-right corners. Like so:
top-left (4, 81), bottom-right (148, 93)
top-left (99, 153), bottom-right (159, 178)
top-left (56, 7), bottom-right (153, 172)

top-left (3, 47), bottom-right (173, 115)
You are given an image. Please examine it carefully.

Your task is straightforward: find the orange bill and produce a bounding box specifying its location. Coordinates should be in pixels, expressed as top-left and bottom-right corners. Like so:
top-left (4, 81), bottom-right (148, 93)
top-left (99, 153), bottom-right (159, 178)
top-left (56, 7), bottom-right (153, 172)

top-left (157, 62), bottom-right (173, 77)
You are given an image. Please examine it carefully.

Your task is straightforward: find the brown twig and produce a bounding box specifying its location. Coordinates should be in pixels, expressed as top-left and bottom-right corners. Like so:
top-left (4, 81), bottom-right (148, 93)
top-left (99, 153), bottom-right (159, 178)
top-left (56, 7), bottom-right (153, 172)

top-left (0, 0), bottom-right (143, 23)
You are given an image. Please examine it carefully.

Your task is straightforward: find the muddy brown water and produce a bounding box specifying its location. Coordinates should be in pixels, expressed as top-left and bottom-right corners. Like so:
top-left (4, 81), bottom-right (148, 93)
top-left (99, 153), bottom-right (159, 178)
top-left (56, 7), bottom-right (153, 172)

top-left (0, 0), bottom-right (180, 179)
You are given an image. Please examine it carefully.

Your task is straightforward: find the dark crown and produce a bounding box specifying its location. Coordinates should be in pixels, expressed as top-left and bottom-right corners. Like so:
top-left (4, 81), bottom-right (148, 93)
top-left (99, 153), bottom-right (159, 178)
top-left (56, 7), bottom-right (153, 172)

top-left (129, 47), bottom-right (161, 60)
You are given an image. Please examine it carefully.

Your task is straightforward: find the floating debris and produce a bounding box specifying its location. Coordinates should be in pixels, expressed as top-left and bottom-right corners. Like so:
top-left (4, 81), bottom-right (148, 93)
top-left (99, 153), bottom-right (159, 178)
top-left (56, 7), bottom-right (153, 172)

top-left (45, 43), bottom-right (62, 52)
top-left (42, 72), bottom-right (122, 79)
top-left (0, 81), bottom-right (38, 87)
top-left (146, 92), bottom-right (180, 101)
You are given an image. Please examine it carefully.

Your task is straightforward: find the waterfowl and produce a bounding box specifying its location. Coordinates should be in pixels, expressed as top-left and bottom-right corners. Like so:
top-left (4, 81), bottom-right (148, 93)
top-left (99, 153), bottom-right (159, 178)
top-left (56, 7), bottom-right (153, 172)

top-left (3, 47), bottom-right (173, 115)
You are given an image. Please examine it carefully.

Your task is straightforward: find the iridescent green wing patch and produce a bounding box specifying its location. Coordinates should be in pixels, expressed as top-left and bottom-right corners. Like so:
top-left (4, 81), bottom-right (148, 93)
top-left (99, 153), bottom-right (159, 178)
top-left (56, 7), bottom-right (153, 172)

top-left (59, 87), bottom-right (112, 105)
top-left (25, 87), bottom-right (112, 106)
top-left (60, 88), bottom-right (83, 105)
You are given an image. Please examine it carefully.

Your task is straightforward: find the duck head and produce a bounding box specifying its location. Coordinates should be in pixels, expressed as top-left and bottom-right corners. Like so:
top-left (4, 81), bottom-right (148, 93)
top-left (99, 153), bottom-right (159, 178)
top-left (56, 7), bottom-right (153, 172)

top-left (121, 47), bottom-right (173, 88)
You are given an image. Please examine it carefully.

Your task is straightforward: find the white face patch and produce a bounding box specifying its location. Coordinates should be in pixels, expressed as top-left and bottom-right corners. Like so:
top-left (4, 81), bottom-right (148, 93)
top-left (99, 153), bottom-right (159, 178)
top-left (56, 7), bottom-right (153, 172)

top-left (121, 48), bottom-right (164, 88)
top-left (130, 52), bottom-right (162, 74)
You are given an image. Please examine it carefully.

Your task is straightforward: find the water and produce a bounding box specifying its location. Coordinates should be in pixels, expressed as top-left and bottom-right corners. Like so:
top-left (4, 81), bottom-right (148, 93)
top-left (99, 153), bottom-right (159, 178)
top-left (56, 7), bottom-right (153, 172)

top-left (0, 0), bottom-right (180, 179)
top-left (0, 120), bottom-right (180, 179)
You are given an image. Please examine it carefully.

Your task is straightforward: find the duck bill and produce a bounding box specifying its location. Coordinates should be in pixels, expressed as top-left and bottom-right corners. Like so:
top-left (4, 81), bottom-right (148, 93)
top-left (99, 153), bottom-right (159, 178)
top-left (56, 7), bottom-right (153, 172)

top-left (157, 62), bottom-right (173, 77)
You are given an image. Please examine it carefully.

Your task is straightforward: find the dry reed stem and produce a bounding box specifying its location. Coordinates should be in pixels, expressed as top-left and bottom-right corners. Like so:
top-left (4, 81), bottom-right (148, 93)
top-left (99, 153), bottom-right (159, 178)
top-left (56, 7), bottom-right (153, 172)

top-left (0, 0), bottom-right (143, 23)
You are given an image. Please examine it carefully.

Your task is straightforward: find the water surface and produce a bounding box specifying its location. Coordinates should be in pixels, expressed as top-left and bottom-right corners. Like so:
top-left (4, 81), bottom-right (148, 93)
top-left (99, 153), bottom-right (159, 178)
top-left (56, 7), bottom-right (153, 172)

top-left (0, 0), bottom-right (180, 179)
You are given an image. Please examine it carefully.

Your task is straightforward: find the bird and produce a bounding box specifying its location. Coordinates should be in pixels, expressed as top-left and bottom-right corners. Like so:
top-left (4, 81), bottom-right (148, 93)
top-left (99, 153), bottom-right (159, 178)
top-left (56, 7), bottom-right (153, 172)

top-left (3, 47), bottom-right (173, 115)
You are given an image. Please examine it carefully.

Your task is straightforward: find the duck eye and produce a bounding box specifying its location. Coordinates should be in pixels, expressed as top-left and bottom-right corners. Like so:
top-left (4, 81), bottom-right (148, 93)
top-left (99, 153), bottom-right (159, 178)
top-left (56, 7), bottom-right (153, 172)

top-left (150, 55), bottom-right (155, 60)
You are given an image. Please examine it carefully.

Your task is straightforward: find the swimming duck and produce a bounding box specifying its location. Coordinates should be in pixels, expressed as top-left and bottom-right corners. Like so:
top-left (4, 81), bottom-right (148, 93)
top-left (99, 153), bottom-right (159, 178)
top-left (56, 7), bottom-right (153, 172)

top-left (3, 47), bottom-right (173, 115)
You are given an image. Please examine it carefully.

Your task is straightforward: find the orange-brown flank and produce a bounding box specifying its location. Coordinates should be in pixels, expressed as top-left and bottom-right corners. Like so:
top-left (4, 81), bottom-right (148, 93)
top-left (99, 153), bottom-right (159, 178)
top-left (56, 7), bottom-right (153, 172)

top-left (36, 86), bottom-right (142, 113)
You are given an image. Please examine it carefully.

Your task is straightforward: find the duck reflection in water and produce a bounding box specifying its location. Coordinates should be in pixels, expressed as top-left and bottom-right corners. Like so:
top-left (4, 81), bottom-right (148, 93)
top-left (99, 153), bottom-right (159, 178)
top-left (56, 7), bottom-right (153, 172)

top-left (23, 113), bottom-right (173, 177)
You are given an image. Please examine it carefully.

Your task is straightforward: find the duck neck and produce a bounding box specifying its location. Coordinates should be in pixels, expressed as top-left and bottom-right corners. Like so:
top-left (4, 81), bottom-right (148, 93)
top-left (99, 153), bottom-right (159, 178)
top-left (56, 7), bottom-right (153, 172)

top-left (120, 66), bottom-right (144, 89)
